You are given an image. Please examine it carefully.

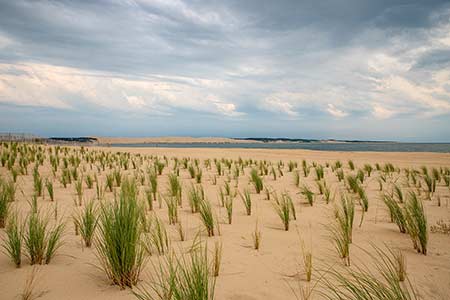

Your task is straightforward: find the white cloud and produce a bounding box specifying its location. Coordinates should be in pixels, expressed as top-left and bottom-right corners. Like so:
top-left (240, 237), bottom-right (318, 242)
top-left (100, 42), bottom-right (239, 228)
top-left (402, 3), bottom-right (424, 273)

top-left (0, 62), bottom-right (245, 117)
top-left (125, 94), bottom-right (146, 109)
top-left (326, 104), bottom-right (348, 118)
top-left (262, 97), bottom-right (298, 117)
top-left (372, 103), bottom-right (395, 119)
top-left (374, 75), bottom-right (450, 116)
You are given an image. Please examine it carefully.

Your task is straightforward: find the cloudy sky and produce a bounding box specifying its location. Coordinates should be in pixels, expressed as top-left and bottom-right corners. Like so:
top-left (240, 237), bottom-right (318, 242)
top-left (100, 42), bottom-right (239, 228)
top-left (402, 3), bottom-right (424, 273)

top-left (0, 0), bottom-right (450, 141)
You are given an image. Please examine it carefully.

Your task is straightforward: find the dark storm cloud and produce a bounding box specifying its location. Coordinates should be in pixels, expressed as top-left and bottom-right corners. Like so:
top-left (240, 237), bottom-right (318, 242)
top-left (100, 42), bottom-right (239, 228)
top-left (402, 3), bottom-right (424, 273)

top-left (1, 0), bottom-right (448, 76)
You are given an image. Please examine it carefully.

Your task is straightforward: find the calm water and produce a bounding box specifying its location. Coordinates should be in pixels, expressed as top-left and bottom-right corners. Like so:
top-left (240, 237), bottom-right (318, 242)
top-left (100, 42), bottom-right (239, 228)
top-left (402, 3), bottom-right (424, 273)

top-left (109, 142), bottom-right (450, 153)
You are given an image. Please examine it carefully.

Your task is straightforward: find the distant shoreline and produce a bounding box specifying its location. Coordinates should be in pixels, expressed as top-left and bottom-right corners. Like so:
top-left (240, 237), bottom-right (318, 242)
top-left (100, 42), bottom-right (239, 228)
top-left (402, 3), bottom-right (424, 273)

top-left (45, 136), bottom-right (398, 145)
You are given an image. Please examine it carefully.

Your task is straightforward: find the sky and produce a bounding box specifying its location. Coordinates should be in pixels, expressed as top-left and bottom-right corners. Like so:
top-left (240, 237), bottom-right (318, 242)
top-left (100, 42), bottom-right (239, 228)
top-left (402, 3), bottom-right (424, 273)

top-left (0, 0), bottom-right (450, 142)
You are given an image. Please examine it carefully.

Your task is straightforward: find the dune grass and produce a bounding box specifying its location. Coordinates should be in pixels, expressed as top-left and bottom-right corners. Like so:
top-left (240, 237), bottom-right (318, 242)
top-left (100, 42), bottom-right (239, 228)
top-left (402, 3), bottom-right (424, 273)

top-left (188, 184), bottom-right (204, 213)
top-left (273, 193), bottom-right (291, 231)
top-left (74, 200), bottom-right (98, 247)
top-left (363, 164), bottom-right (373, 177)
top-left (225, 196), bottom-right (233, 224)
top-left (240, 189), bottom-right (252, 216)
top-left (148, 171), bottom-right (158, 201)
top-left (24, 210), bottom-right (65, 265)
top-left (213, 240), bottom-right (222, 277)
top-left (106, 173), bottom-right (114, 192)
top-left (168, 173), bottom-right (182, 206)
top-left (346, 175), bottom-right (360, 194)
top-left (134, 241), bottom-right (216, 300)
top-left (95, 178), bottom-right (146, 288)
top-left (329, 195), bottom-right (354, 266)
top-left (356, 185), bottom-right (368, 212)
top-left (393, 184), bottom-right (404, 203)
top-left (2, 213), bottom-right (23, 267)
top-left (301, 185), bottom-right (314, 206)
top-left (298, 233), bottom-right (313, 282)
top-left (44, 218), bottom-right (65, 264)
top-left (85, 174), bottom-right (94, 189)
top-left (294, 171), bottom-right (300, 187)
top-left (404, 192), bottom-right (427, 255)
top-left (165, 195), bottom-right (179, 225)
top-left (146, 215), bottom-right (169, 255)
top-left (252, 221), bottom-right (262, 250)
top-left (348, 160), bottom-right (355, 170)
top-left (320, 245), bottom-right (418, 300)
top-left (33, 170), bottom-right (43, 197)
top-left (0, 181), bottom-right (11, 228)
top-left (20, 266), bottom-right (45, 300)
top-left (45, 180), bottom-right (54, 202)
top-left (250, 169), bottom-right (263, 194)
top-left (315, 165), bottom-right (324, 180)
top-left (74, 178), bottom-right (83, 206)
top-left (382, 193), bottom-right (407, 233)
top-left (336, 169), bottom-right (344, 182)
top-left (198, 198), bottom-right (215, 237)
top-left (196, 169), bottom-right (203, 184)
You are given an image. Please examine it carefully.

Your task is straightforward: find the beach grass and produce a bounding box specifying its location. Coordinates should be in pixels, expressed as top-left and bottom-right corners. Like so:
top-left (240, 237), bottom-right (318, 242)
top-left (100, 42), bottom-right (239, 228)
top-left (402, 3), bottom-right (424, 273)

top-left (95, 178), bottom-right (145, 288)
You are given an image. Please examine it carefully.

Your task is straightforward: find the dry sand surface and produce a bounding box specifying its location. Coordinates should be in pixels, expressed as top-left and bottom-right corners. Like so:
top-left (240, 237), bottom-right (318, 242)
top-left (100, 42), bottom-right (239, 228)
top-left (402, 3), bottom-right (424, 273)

top-left (1, 144), bottom-right (450, 300)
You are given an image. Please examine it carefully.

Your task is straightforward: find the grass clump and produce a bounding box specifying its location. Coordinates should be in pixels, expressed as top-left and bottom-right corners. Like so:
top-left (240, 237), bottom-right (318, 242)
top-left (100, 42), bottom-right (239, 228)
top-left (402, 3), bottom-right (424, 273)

top-left (165, 195), bottom-right (179, 225)
top-left (0, 181), bottom-right (12, 228)
top-left (213, 240), bottom-right (222, 277)
top-left (240, 189), bottom-right (252, 216)
top-left (404, 192), bottom-right (427, 255)
top-left (225, 196), bottom-right (233, 224)
top-left (74, 200), bottom-right (98, 247)
top-left (45, 180), bottom-right (54, 202)
top-left (95, 178), bottom-right (146, 288)
top-left (146, 215), bottom-right (169, 255)
top-left (294, 170), bottom-right (300, 187)
top-left (320, 245), bottom-right (418, 300)
top-left (252, 222), bottom-right (262, 250)
top-left (24, 210), bottom-right (65, 265)
top-left (273, 193), bottom-right (292, 231)
top-left (382, 193), bottom-right (407, 233)
top-left (329, 195), bottom-right (354, 266)
top-left (301, 240), bottom-right (312, 282)
top-left (2, 213), bottom-right (23, 267)
top-left (188, 184), bottom-right (204, 213)
top-left (301, 185), bottom-right (314, 206)
top-left (168, 173), bottom-right (182, 205)
top-left (198, 198), bottom-right (215, 237)
top-left (134, 241), bottom-right (216, 300)
top-left (250, 169), bottom-right (263, 194)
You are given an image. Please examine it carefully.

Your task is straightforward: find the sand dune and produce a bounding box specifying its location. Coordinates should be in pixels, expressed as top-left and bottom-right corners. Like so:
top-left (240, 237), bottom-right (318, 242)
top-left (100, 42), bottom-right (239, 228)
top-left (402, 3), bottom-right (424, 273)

top-left (94, 136), bottom-right (254, 144)
top-left (0, 144), bottom-right (449, 300)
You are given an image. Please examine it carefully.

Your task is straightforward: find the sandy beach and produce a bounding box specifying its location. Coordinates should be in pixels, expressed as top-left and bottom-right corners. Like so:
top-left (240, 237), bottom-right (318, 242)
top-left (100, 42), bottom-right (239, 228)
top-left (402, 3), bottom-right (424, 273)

top-left (1, 144), bottom-right (449, 300)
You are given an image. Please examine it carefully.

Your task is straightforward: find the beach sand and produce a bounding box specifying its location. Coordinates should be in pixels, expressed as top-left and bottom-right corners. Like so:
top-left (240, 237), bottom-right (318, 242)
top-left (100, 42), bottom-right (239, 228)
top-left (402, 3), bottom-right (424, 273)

top-left (1, 145), bottom-right (449, 300)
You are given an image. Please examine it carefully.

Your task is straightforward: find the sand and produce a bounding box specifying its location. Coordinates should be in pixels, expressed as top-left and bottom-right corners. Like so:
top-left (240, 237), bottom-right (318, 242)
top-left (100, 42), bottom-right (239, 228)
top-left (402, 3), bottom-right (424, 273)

top-left (1, 145), bottom-right (449, 300)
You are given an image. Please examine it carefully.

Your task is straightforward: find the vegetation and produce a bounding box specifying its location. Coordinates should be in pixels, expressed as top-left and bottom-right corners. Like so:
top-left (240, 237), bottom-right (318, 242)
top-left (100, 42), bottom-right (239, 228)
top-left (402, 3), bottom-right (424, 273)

top-left (240, 189), bottom-right (252, 216)
top-left (404, 192), bottom-right (428, 255)
top-left (250, 169), bottom-right (263, 193)
top-left (301, 185), bottom-right (314, 206)
top-left (2, 213), bottom-right (23, 267)
top-left (198, 198), bottom-right (215, 237)
top-left (273, 193), bottom-right (292, 231)
top-left (320, 245), bottom-right (418, 300)
top-left (95, 179), bottom-right (145, 288)
top-left (134, 242), bottom-right (216, 300)
top-left (24, 210), bottom-right (65, 265)
top-left (74, 200), bottom-right (98, 247)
